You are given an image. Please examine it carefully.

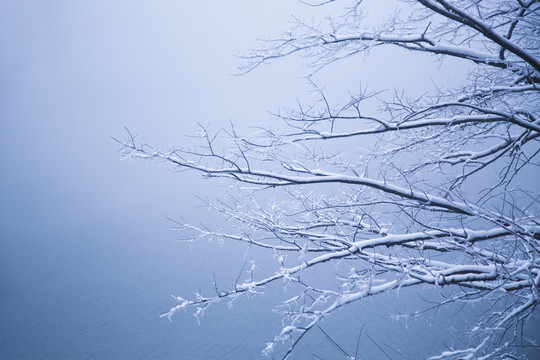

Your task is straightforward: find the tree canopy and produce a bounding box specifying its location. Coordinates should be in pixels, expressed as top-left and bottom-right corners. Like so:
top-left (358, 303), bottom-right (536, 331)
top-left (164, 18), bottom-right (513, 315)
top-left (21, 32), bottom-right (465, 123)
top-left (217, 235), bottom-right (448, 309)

top-left (118, 0), bottom-right (540, 358)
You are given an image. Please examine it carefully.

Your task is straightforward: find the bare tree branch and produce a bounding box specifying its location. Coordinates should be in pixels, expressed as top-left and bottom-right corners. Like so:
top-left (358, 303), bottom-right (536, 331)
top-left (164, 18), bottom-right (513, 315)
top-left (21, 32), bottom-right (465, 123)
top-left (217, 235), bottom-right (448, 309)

top-left (117, 0), bottom-right (540, 358)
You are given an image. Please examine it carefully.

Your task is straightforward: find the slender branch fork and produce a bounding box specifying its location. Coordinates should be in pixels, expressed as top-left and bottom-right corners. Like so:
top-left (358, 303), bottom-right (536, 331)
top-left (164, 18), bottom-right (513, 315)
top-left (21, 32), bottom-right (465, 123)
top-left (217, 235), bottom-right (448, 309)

top-left (116, 0), bottom-right (539, 358)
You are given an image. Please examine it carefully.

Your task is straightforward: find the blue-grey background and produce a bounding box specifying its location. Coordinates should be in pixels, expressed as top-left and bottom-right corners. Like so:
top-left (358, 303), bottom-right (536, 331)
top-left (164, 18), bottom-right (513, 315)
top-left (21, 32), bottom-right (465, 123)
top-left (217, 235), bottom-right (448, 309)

top-left (2, 1), bottom-right (536, 359)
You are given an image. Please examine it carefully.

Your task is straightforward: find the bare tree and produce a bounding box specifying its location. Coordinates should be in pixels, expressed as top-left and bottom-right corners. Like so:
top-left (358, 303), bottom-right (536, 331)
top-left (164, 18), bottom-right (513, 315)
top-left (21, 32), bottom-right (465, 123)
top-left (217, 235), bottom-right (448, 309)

top-left (117, 0), bottom-right (540, 358)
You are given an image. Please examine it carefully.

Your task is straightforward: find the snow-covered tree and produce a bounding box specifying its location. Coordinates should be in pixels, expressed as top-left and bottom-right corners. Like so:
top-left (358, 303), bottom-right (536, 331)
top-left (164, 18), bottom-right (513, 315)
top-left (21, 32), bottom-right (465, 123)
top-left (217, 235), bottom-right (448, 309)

top-left (117, 0), bottom-right (539, 358)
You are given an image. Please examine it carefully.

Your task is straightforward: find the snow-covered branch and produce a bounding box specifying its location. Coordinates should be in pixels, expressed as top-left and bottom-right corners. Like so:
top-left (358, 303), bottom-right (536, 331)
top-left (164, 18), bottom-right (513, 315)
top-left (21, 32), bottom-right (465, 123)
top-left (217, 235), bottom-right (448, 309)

top-left (118, 0), bottom-right (539, 358)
